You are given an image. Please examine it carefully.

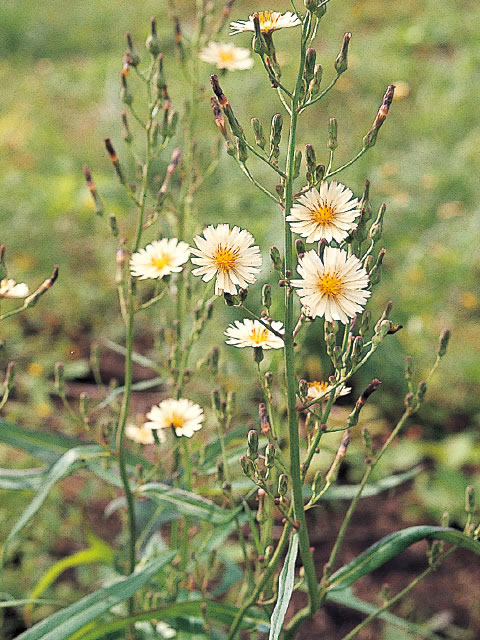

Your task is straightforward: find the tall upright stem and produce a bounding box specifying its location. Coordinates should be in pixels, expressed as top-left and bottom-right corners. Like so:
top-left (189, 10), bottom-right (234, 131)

top-left (283, 14), bottom-right (319, 615)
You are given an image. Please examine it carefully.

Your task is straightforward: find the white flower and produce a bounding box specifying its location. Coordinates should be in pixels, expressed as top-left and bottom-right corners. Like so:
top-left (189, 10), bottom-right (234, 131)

top-left (130, 239), bottom-right (190, 280)
top-left (287, 182), bottom-right (361, 244)
top-left (190, 224), bottom-right (262, 296)
top-left (156, 621), bottom-right (177, 638)
top-left (230, 11), bottom-right (301, 35)
top-left (291, 247), bottom-right (371, 323)
top-left (225, 318), bottom-right (284, 349)
top-left (200, 42), bottom-right (253, 71)
top-left (0, 278), bottom-right (29, 298)
top-left (307, 380), bottom-right (351, 401)
top-left (125, 423), bottom-right (160, 445)
top-left (144, 398), bottom-right (204, 438)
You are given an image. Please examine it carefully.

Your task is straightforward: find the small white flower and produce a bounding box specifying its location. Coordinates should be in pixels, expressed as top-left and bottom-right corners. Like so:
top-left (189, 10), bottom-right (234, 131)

top-left (225, 318), bottom-right (284, 349)
top-left (145, 398), bottom-right (204, 438)
top-left (130, 239), bottom-right (190, 280)
top-left (200, 41), bottom-right (253, 71)
top-left (307, 380), bottom-right (351, 401)
top-left (230, 11), bottom-right (301, 35)
top-left (0, 278), bottom-right (29, 298)
top-left (190, 224), bottom-right (262, 296)
top-left (291, 247), bottom-right (371, 324)
top-left (125, 423), bottom-right (160, 445)
top-left (156, 621), bottom-right (177, 638)
top-left (287, 182), bottom-right (361, 244)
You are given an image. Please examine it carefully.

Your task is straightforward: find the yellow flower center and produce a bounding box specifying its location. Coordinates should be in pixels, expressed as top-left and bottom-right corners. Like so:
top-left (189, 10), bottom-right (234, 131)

top-left (309, 380), bottom-right (329, 394)
top-left (170, 413), bottom-right (185, 429)
top-left (258, 11), bottom-right (279, 33)
top-left (219, 50), bottom-right (235, 65)
top-left (251, 326), bottom-right (269, 345)
top-left (214, 247), bottom-right (237, 272)
top-left (312, 203), bottom-right (336, 225)
top-left (318, 272), bottom-right (343, 297)
top-left (151, 253), bottom-right (171, 271)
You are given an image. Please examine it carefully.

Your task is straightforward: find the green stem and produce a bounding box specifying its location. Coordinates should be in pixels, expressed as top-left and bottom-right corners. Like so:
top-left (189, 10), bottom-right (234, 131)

top-left (283, 14), bottom-right (319, 616)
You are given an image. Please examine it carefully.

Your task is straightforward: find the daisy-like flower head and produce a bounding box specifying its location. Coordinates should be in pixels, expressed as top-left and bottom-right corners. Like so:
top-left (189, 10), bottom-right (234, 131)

top-left (145, 398), bottom-right (204, 438)
top-left (0, 278), bottom-right (29, 298)
top-left (190, 224), bottom-right (262, 296)
top-left (287, 181), bottom-right (361, 244)
top-left (130, 238), bottom-right (190, 280)
top-left (125, 423), bottom-right (160, 445)
top-left (230, 11), bottom-right (301, 35)
top-left (200, 42), bottom-right (253, 72)
top-left (225, 318), bottom-right (284, 349)
top-left (307, 380), bottom-right (351, 401)
top-left (291, 247), bottom-right (371, 324)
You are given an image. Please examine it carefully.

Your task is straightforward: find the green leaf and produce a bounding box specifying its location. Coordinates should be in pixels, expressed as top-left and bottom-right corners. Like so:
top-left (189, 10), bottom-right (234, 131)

top-left (25, 533), bottom-right (115, 625)
top-left (329, 526), bottom-right (480, 592)
top-left (95, 376), bottom-right (164, 410)
top-left (269, 533), bottom-right (298, 640)
top-left (2, 445), bottom-right (108, 565)
top-left (15, 553), bottom-right (175, 640)
top-left (139, 483), bottom-right (242, 525)
top-left (70, 601), bottom-right (269, 640)
top-left (319, 466), bottom-right (423, 501)
top-left (326, 588), bottom-right (443, 639)
top-left (0, 420), bottom-right (85, 463)
top-left (0, 466), bottom-right (46, 490)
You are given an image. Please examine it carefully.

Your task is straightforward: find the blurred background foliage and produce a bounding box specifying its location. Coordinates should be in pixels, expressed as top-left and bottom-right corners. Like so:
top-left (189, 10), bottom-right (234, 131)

top-left (1, 0), bottom-right (480, 633)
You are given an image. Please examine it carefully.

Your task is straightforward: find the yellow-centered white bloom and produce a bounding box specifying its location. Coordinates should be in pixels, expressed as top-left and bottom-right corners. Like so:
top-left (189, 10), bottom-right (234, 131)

top-left (287, 182), bottom-right (361, 243)
top-left (125, 423), bottom-right (159, 445)
top-left (130, 239), bottom-right (190, 280)
top-left (307, 380), bottom-right (351, 401)
top-left (230, 11), bottom-right (301, 35)
top-left (225, 318), bottom-right (284, 349)
top-left (145, 398), bottom-right (204, 438)
top-left (190, 224), bottom-right (262, 296)
top-left (200, 42), bottom-right (253, 71)
top-left (292, 247), bottom-right (370, 324)
top-left (0, 278), bottom-right (29, 298)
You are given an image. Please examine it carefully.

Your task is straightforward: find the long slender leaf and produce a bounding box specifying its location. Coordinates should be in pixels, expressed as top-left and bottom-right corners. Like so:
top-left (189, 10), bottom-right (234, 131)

top-left (326, 587), bottom-right (443, 640)
top-left (0, 420), bottom-right (85, 463)
top-left (95, 376), bottom-right (164, 410)
top-left (71, 601), bottom-right (269, 640)
top-left (318, 466), bottom-right (423, 501)
top-left (269, 533), bottom-right (298, 640)
top-left (139, 483), bottom-right (242, 525)
top-left (329, 526), bottom-right (480, 592)
top-left (2, 445), bottom-right (108, 565)
top-left (0, 466), bottom-right (46, 490)
top-left (15, 553), bottom-right (175, 640)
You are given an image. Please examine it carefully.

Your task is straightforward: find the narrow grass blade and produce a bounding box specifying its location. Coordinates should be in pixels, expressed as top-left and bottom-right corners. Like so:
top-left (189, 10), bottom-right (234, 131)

top-left (269, 532), bottom-right (299, 640)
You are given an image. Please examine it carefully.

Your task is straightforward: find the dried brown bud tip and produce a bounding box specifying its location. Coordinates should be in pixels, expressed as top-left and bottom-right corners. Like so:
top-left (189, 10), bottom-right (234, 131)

top-left (104, 138), bottom-right (116, 160)
top-left (360, 378), bottom-right (382, 403)
top-left (210, 74), bottom-right (225, 102)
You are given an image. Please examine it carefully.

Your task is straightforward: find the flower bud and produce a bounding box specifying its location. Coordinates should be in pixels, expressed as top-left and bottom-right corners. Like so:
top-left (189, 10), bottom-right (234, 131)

top-left (252, 13), bottom-right (268, 55)
top-left (238, 287), bottom-right (248, 302)
top-left (259, 402), bottom-right (270, 434)
top-left (269, 114), bottom-right (283, 162)
top-left (236, 137), bottom-right (248, 163)
top-left (226, 390), bottom-right (236, 416)
top-left (211, 388), bottom-right (222, 414)
top-left (240, 455), bottom-right (256, 479)
top-left (363, 85), bottom-right (395, 149)
top-left (293, 149), bottom-right (302, 179)
top-left (262, 284), bottom-right (272, 310)
top-left (270, 246), bottom-right (283, 271)
top-left (305, 144), bottom-right (316, 177)
top-left (312, 470), bottom-right (324, 496)
top-left (54, 361), bottom-right (65, 395)
top-left (437, 328), bottom-right (450, 358)
top-left (358, 311), bottom-right (371, 337)
top-left (265, 443), bottom-right (275, 468)
top-left (335, 33), bottom-right (351, 75)
top-left (351, 336), bottom-right (363, 365)
top-left (304, 48), bottom-right (317, 86)
top-left (465, 485), bottom-right (475, 514)
top-left (253, 346), bottom-right (264, 364)
top-left (208, 346), bottom-right (219, 375)
top-left (121, 111), bottom-right (132, 145)
top-left (146, 17), bottom-right (161, 57)
top-left (404, 392), bottom-right (416, 411)
top-left (314, 164), bottom-right (325, 183)
top-left (309, 64), bottom-right (323, 98)
top-left (223, 292), bottom-right (238, 306)
top-left (416, 380), bottom-right (427, 404)
top-left (278, 473), bottom-right (288, 496)
top-left (126, 32), bottom-right (140, 67)
top-left (251, 117), bottom-right (266, 149)
top-left (332, 345), bottom-right (343, 369)
top-left (325, 332), bottom-right (336, 356)
top-left (247, 429), bottom-right (259, 460)
top-left (328, 118), bottom-right (338, 151)
top-left (298, 379), bottom-right (308, 398)
top-left (369, 203), bottom-right (387, 242)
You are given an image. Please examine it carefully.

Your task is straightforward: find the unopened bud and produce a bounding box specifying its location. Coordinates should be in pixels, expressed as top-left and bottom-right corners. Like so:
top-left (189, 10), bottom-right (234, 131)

top-left (209, 346), bottom-right (220, 375)
top-left (211, 388), bottom-right (222, 414)
top-left (259, 402), bottom-right (270, 434)
top-left (238, 287), bottom-right (248, 302)
top-left (465, 485), bottom-right (475, 514)
top-left (264, 371), bottom-right (273, 390)
top-left (146, 17), bottom-right (161, 57)
top-left (298, 379), bottom-right (308, 398)
top-left (240, 455), bottom-right (256, 479)
top-left (270, 246), bottom-right (283, 271)
top-left (293, 149), bottom-right (302, 179)
top-left (236, 137), bottom-right (248, 163)
top-left (309, 64), bottom-right (323, 98)
top-left (416, 380), bottom-right (427, 404)
top-left (304, 48), bottom-right (316, 86)
top-left (312, 470), bottom-right (324, 495)
top-left (253, 346), bottom-right (264, 364)
top-left (251, 117), bottom-right (266, 149)
top-left (262, 284), bottom-right (272, 309)
top-left (335, 32), bottom-right (351, 75)
top-left (295, 238), bottom-right (306, 256)
top-left (247, 429), bottom-right (259, 460)
top-left (278, 473), bottom-right (288, 496)
top-left (54, 362), bottom-right (65, 394)
top-left (265, 443), bottom-right (275, 468)
top-left (328, 117), bottom-right (338, 150)
top-left (437, 328), bottom-right (450, 358)
top-left (363, 85), bottom-right (395, 149)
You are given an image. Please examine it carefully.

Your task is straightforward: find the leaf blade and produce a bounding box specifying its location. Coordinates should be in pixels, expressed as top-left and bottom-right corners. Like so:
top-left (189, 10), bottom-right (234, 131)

top-left (269, 533), bottom-right (299, 640)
